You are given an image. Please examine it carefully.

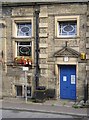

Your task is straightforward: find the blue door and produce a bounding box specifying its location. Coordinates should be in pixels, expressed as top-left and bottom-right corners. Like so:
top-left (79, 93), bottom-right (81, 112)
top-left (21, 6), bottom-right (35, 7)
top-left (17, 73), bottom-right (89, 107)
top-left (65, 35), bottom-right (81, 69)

top-left (60, 65), bottom-right (76, 100)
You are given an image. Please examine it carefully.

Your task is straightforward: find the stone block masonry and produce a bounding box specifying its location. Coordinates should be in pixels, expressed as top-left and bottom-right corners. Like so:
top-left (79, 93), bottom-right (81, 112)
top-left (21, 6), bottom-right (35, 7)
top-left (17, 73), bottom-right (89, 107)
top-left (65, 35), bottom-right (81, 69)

top-left (1, 2), bottom-right (89, 101)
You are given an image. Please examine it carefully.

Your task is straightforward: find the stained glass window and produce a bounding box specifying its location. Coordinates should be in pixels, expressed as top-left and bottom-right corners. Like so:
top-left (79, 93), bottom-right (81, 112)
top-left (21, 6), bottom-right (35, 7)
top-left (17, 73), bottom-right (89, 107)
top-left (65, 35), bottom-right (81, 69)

top-left (17, 42), bottom-right (32, 56)
top-left (58, 21), bottom-right (77, 37)
top-left (17, 23), bottom-right (32, 37)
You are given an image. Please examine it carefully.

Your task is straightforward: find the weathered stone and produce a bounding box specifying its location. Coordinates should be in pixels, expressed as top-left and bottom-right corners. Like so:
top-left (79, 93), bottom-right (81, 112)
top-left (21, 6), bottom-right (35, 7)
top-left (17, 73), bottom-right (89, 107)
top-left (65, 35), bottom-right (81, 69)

top-left (39, 54), bottom-right (48, 58)
top-left (39, 33), bottom-right (48, 38)
top-left (39, 23), bottom-right (48, 28)
top-left (39, 43), bottom-right (48, 48)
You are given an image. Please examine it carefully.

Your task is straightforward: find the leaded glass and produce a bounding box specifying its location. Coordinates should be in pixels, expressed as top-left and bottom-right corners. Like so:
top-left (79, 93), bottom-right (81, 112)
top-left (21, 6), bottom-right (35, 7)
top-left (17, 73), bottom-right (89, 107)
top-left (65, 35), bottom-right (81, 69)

top-left (17, 23), bottom-right (32, 37)
top-left (58, 21), bottom-right (77, 36)
top-left (17, 42), bottom-right (32, 56)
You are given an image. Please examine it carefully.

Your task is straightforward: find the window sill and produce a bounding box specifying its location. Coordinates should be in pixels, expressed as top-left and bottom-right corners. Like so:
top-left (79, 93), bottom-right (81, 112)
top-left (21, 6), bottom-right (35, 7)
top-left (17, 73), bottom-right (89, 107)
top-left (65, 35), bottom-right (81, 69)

top-left (55, 36), bottom-right (80, 39)
top-left (12, 36), bottom-right (34, 39)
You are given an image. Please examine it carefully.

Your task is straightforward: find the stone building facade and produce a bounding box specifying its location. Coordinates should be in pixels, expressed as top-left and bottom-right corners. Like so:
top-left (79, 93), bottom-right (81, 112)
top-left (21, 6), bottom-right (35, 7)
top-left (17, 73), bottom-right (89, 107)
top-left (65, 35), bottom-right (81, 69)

top-left (1, 1), bottom-right (89, 101)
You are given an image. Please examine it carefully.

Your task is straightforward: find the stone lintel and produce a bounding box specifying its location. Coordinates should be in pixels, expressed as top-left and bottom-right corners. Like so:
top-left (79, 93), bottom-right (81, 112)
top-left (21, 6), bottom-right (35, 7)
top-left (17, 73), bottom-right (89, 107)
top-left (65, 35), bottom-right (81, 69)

top-left (12, 13), bottom-right (34, 17)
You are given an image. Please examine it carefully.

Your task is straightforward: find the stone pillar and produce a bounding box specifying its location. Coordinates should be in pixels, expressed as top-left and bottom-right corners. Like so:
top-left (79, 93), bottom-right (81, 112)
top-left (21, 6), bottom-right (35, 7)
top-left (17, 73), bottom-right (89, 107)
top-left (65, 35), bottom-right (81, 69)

top-left (39, 5), bottom-right (48, 87)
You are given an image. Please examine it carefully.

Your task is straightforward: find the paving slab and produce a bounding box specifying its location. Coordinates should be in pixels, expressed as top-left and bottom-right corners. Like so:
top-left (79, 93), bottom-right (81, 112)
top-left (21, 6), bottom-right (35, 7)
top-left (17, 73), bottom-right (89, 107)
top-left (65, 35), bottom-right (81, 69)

top-left (1, 97), bottom-right (88, 117)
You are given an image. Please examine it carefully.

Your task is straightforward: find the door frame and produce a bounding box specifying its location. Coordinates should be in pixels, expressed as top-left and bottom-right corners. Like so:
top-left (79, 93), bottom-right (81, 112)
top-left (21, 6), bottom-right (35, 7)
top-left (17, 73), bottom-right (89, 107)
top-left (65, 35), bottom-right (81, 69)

top-left (55, 62), bottom-right (78, 99)
top-left (59, 65), bottom-right (76, 100)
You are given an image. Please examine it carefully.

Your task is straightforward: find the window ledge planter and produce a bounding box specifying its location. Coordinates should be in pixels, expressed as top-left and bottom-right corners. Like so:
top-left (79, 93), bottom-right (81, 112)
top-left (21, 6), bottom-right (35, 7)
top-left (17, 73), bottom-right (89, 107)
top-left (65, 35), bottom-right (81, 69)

top-left (14, 56), bottom-right (32, 66)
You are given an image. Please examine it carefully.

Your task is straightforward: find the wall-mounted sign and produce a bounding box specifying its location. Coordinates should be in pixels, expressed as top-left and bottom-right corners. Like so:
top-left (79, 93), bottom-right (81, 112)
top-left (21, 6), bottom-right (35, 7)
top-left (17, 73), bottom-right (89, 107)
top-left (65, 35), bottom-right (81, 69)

top-left (63, 56), bottom-right (69, 62)
top-left (22, 67), bottom-right (29, 71)
top-left (80, 53), bottom-right (86, 60)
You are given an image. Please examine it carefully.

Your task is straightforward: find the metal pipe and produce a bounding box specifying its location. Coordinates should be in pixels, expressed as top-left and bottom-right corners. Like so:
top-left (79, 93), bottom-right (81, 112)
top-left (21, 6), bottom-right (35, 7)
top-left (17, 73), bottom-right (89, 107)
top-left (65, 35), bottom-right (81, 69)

top-left (35, 8), bottom-right (40, 89)
top-left (84, 83), bottom-right (88, 103)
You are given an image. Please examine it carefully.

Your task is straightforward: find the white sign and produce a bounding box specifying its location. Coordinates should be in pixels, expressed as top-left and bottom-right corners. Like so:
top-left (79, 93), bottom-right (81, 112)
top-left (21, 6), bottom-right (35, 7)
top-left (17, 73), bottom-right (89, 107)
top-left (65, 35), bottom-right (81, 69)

top-left (64, 56), bottom-right (69, 62)
top-left (22, 67), bottom-right (29, 71)
top-left (63, 76), bottom-right (67, 81)
top-left (71, 75), bottom-right (75, 84)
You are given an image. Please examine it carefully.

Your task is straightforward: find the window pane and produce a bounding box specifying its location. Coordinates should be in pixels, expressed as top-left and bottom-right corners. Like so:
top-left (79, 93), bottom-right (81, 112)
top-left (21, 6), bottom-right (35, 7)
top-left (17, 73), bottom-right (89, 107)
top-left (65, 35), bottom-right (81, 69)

top-left (17, 23), bottom-right (32, 37)
top-left (18, 42), bottom-right (31, 45)
top-left (58, 21), bottom-right (77, 36)
top-left (17, 42), bottom-right (31, 56)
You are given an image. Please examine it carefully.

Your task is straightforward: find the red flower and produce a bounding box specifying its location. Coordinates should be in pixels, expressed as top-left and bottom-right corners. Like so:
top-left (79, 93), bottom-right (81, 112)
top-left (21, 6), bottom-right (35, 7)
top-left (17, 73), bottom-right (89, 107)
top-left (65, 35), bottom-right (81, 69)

top-left (14, 56), bottom-right (32, 66)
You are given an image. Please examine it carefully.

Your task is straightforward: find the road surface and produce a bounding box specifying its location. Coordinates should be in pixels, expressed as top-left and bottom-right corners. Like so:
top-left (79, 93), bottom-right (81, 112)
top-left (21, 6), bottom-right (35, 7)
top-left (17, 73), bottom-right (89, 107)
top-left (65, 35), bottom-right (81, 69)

top-left (2, 109), bottom-right (81, 119)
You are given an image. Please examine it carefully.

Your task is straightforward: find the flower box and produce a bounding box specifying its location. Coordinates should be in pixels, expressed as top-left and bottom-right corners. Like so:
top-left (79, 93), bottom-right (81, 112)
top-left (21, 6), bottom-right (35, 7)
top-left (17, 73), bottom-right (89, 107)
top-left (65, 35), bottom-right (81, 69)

top-left (14, 56), bottom-right (32, 66)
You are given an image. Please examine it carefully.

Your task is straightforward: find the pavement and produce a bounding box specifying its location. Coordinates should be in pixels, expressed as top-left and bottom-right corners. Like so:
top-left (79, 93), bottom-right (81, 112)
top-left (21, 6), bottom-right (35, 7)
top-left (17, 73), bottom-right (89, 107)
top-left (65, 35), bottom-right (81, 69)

top-left (1, 97), bottom-right (89, 118)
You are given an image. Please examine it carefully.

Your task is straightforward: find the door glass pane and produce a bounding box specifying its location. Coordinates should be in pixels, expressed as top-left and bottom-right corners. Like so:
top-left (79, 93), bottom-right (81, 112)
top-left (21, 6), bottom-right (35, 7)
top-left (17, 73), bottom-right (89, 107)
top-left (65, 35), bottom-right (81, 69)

top-left (71, 75), bottom-right (75, 84)
top-left (63, 76), bottom-right (67, 81)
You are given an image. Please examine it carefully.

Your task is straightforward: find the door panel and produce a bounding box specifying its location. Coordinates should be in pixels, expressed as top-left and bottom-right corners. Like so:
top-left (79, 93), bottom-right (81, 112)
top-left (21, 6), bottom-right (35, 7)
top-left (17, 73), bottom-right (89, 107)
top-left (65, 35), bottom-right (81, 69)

top-left (60, 65), bottom-right (76, 100)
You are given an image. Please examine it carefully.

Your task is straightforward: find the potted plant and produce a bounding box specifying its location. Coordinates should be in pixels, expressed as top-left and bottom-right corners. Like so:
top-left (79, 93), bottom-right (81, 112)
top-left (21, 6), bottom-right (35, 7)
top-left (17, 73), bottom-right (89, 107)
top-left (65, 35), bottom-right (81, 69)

top-left (14, 56), bottom-right (32, 66)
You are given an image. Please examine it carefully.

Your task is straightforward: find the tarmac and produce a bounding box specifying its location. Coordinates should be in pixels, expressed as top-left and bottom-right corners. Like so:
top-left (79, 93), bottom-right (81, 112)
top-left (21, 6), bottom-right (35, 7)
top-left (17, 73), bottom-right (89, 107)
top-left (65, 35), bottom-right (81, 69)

top-left (1, 97), bottom-right (89, 118)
